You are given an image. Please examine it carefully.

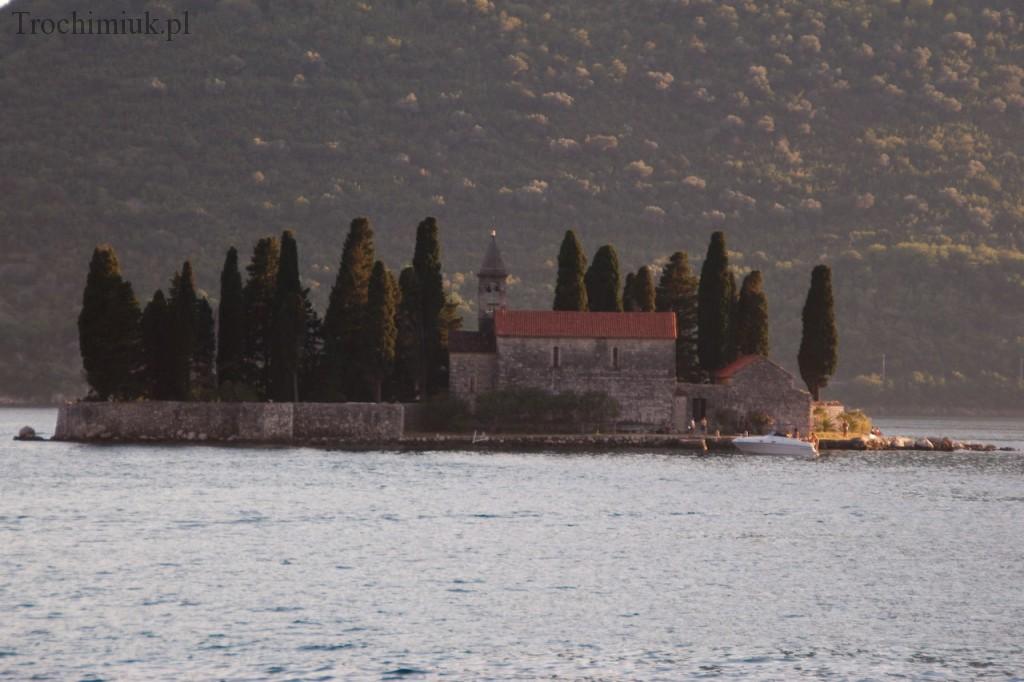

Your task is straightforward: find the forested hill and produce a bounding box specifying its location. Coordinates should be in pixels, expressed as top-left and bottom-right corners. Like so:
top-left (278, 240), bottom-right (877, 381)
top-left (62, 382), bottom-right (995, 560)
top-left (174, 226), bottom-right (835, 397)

top-left (1, 0), bottom-right (1023, 409)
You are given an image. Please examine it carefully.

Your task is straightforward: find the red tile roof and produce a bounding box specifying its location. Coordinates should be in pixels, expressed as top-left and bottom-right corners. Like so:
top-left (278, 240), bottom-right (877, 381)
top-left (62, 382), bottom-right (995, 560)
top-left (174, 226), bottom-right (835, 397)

top-left (715, 354), bottom-right (764, 381)
top-left (494, 310), bottom-right (677, 340)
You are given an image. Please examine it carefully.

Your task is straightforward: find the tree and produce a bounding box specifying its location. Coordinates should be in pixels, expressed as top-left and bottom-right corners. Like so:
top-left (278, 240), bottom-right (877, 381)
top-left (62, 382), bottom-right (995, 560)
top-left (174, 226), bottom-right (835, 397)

top-left (216, 247), bottom-right (245, 387)
top-left (394, 266), bottom-right (424, 401)
top-left (167, 261), bottom-right (199, 400)
top-left (364, 261), bottom-right (398, 402)
top-left (623, 272), bottom-right (637, 312)
top-left (413, 216), bottom-right (446, 395)
top-left (656, 251), bottom-right (700, 381)
top-left (633, 266), bottom-right (656, 312)
top-left (77, 245), bottom-right (143, 400)
top-left (141, 290), bottom-right (175, 400)
top-left (270, 230), bottom-right (306, 402)
top-left (585, 245), bottom-right (623, 312)
top-left (697, 232), bottom-right (732, 373)
top-left (298, 289), bottom-right (324, 401)
top-left (798, 265), bottom-right (839, 401)
top-left (734, 270), bottom-right (770, 357)
top-left (725, 269), bottom-right (739, 363)
top-left (553, 230), bottom-right (588, 311)
top-left (323, 217), bottom-right (376, 400)
top-left (193, 296), bottom-right (216, 399)
top-left (241, 237), bottom-right (279, 398)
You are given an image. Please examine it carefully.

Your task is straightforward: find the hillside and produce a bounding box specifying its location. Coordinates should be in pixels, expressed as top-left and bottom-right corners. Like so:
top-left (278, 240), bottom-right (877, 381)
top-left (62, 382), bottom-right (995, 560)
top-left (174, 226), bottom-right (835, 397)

top-left (1, 0), bottom-right (1022, 409)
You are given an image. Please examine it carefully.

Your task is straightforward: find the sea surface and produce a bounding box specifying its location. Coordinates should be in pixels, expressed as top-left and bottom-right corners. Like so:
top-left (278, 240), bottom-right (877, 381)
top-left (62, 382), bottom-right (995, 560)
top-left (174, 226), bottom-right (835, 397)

top-left (1, 408), bottom-right (1022, 680)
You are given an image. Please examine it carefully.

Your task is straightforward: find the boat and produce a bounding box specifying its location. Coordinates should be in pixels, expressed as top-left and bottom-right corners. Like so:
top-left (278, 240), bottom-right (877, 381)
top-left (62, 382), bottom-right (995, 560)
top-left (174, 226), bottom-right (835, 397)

top-left (732, 434), bottom-right (819, 459)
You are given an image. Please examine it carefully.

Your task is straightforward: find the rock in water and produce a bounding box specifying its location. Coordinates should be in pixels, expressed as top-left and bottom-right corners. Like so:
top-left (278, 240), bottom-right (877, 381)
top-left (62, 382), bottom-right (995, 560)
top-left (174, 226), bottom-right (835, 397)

top-left (914, 438), bottom-right (934, 451)
top-left (15, 426), bottom-right (42, 441)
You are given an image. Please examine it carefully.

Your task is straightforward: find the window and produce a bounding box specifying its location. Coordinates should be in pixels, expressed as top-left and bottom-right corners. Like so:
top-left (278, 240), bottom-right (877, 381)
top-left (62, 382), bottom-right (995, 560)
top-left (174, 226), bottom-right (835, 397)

top-left (469, 377), bottom-right (476, 394)
top-left (612, 346), bottom-right (620, 370)
top-left (553, 346), bottom-right (561, 368)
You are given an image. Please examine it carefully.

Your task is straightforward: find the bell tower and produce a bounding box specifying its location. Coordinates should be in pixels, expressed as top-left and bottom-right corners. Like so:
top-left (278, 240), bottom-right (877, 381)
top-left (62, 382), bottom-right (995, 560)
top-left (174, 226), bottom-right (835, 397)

top-left (477, 229), bottom-right (509, 334)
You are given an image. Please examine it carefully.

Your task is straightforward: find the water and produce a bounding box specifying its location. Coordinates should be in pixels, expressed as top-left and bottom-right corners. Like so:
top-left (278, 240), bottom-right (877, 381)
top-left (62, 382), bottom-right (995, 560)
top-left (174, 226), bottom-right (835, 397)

top-left (2, 408), bottom-right (1023, 680)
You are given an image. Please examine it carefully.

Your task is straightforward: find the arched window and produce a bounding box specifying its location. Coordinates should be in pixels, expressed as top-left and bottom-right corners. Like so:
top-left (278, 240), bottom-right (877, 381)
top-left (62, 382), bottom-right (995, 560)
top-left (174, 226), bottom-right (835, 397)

top-left (612, 347), bottom-right (620, 370)
top-left (553, 346), bottom-right (561, 368)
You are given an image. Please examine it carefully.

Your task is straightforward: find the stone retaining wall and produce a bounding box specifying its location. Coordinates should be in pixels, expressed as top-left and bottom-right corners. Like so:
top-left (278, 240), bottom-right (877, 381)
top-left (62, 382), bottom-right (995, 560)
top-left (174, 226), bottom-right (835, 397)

top-left (54, 401), bottom-right (404, 443)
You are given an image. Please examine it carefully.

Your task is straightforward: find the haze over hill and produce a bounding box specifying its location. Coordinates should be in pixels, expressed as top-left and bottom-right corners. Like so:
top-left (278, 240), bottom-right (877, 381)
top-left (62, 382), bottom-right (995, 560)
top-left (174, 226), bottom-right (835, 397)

top-left (1, 0), bottom-right (1022, 409)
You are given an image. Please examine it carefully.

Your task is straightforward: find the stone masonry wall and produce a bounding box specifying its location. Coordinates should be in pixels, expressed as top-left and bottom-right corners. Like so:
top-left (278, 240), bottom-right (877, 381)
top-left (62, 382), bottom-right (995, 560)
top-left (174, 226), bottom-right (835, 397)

top-left (54, 402), bottom-right (404, 443)
top-left (721, 360), bottom-right (813, 433)
top-left (449, 352), bottom-right (498, 405)
top-left (495, 336), bottom-right (677, 427)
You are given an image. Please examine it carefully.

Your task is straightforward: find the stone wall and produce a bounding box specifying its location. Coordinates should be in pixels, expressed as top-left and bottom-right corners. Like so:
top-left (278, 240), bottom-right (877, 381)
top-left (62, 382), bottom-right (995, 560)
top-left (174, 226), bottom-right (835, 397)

top-left (724, 359), bottom-right (813, 433)
top-left (672, 360), bottom-right (813, 434)
top-left (449, 352), bottom-right (498, 405)
top-left (495, 336), bottom-right (678, 428)
top-left (54, 402), bottom-right (404, 443)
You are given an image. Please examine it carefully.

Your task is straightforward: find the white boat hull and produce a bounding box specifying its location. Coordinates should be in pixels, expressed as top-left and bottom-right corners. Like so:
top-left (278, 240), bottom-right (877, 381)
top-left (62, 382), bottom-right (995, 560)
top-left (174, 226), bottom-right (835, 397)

top-left (733, 435), bottom-right (819, 459)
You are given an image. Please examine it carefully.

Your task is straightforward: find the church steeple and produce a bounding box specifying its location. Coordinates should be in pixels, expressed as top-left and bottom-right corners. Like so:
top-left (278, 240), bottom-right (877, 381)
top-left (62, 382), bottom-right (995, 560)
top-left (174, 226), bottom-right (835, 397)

top-left (477, 229), bottom-right (508, 333)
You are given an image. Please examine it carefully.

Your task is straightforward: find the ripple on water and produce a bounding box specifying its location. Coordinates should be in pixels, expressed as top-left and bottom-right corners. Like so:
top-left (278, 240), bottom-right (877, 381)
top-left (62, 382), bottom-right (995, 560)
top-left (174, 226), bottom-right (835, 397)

top-left (2, 424), bottom-right (1024, 680)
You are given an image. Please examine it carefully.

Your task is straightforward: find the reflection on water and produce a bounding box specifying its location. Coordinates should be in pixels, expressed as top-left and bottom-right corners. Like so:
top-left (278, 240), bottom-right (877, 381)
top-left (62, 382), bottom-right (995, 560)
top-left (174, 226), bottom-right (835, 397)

top-left (1, 409), bottom-right (1022, 679)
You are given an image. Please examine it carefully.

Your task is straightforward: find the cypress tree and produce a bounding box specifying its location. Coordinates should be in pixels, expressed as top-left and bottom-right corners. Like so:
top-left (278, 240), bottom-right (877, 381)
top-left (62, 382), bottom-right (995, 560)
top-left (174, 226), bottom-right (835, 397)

top-left (623, 272), bottom-right (637, 312)
top-left (77, 245), bottom-right (143, 400)
top-left (270, 230), bottom-right (306, 402)
top-left (365, 261), bottom-right (399, 402)
top-left (193, 296), bottom-right (217, 399)
top-left (734, 270), bottom-right (770, 357)
top-left (394, 266), bottom-right (424, 401)
top-left (633, 266), bottom-right (656, 312)
top-left (798, 265), bottom-right (839, 401)
top-left (656, 251), bottom-right (700, 381)
top-left (697, 232), bottom-right (732, 372)
top-left (725, 269), bottom-right (739, 363)
top-left (323, 217), bottom-right (376, 400)
top-left (553, 230), bottom-right (588, 311)
top-left (167, 262), bottom-right (198, 400)
top-left (585, 245), bottom-right (623, 312)
top-left (298, 289), bottom-right (324, 401)
top-left (141, 289), bottom-right (175, 400)
top-left (241, 237), bottom-right (279, 398)
top-left (216, 247), bottom-right (245, 387)
top-left (413, 217), bottom-right (446, 396)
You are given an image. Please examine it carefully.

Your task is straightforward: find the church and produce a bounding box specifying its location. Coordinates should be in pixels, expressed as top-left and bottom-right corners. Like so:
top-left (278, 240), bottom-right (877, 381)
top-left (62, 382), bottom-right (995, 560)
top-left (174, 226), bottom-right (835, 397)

top-left (449, 233), bottom-right (813, 433)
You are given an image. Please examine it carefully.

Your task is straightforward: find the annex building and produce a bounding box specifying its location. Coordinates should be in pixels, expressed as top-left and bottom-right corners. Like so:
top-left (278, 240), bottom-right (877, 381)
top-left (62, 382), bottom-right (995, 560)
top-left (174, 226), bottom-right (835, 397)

top-left (450, 233), bottom-right (813, 434)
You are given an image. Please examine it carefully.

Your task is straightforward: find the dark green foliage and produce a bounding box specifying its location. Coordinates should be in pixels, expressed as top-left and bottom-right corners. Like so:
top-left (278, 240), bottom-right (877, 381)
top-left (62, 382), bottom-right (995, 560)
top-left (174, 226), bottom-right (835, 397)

top-left (167, 261), bottom-right (198, 401)
top-left (585, 245), bottom-right (622, 312)
top-left (656, 252), bottom-right (700, 381)
top-left (553, 230), bottom-right (588, 311)
top-left (216, 247), bottom-right (245, 386)
top-left (413, 217), bottom-right (446, 396)
top-left (633, 266), bottom-right (656, 313)
top-left (418, 395), bottom-right (471, 433)
top-left (798, 265), bottom-right (839, 401)
top-left (394, 266), bottom-right (424, 401)
top-left (140, 289), bottom-right (174, 400)
top-left (241, 237), bottom-right (279, 399)
top-left (697, 232), bottom-right (732, 373)
top-left (270, 230), bottom-right (306, 402)
top-left (323, 217), bottom-right (376, 401)
top-left (77, 246), bottom-right (142, 400)
top-left (193, 296), bottom-right (217, 399)
top-left (364, 261), bottom-right (398, 402)
top-left (475, 388), bottom-right (620, 433)
top-left (734, 270), bottom-right (770, 358)
top-left (298, 289), bottom-right (324, 402)
top-left (622, 273), bottom-right (637, 312)
top-left (725, 269), bottom-right (739, 364)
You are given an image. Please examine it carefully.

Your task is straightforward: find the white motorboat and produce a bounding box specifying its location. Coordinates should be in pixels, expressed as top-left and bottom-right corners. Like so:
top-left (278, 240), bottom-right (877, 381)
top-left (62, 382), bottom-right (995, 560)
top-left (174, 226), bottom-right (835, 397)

top-left (732, 434), bottom-right (819, 459)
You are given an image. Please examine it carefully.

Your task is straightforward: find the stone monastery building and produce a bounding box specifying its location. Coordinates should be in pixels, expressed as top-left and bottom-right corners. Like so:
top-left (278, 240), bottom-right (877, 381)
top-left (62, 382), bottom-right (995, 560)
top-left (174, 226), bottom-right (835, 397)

top-left (450, 233), bottom-right (813, 433)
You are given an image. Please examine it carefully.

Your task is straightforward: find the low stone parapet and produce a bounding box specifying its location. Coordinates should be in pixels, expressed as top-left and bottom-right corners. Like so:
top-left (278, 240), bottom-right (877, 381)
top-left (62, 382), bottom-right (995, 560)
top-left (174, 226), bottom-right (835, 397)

top-left (54, 401), bottom-right (404, 444)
